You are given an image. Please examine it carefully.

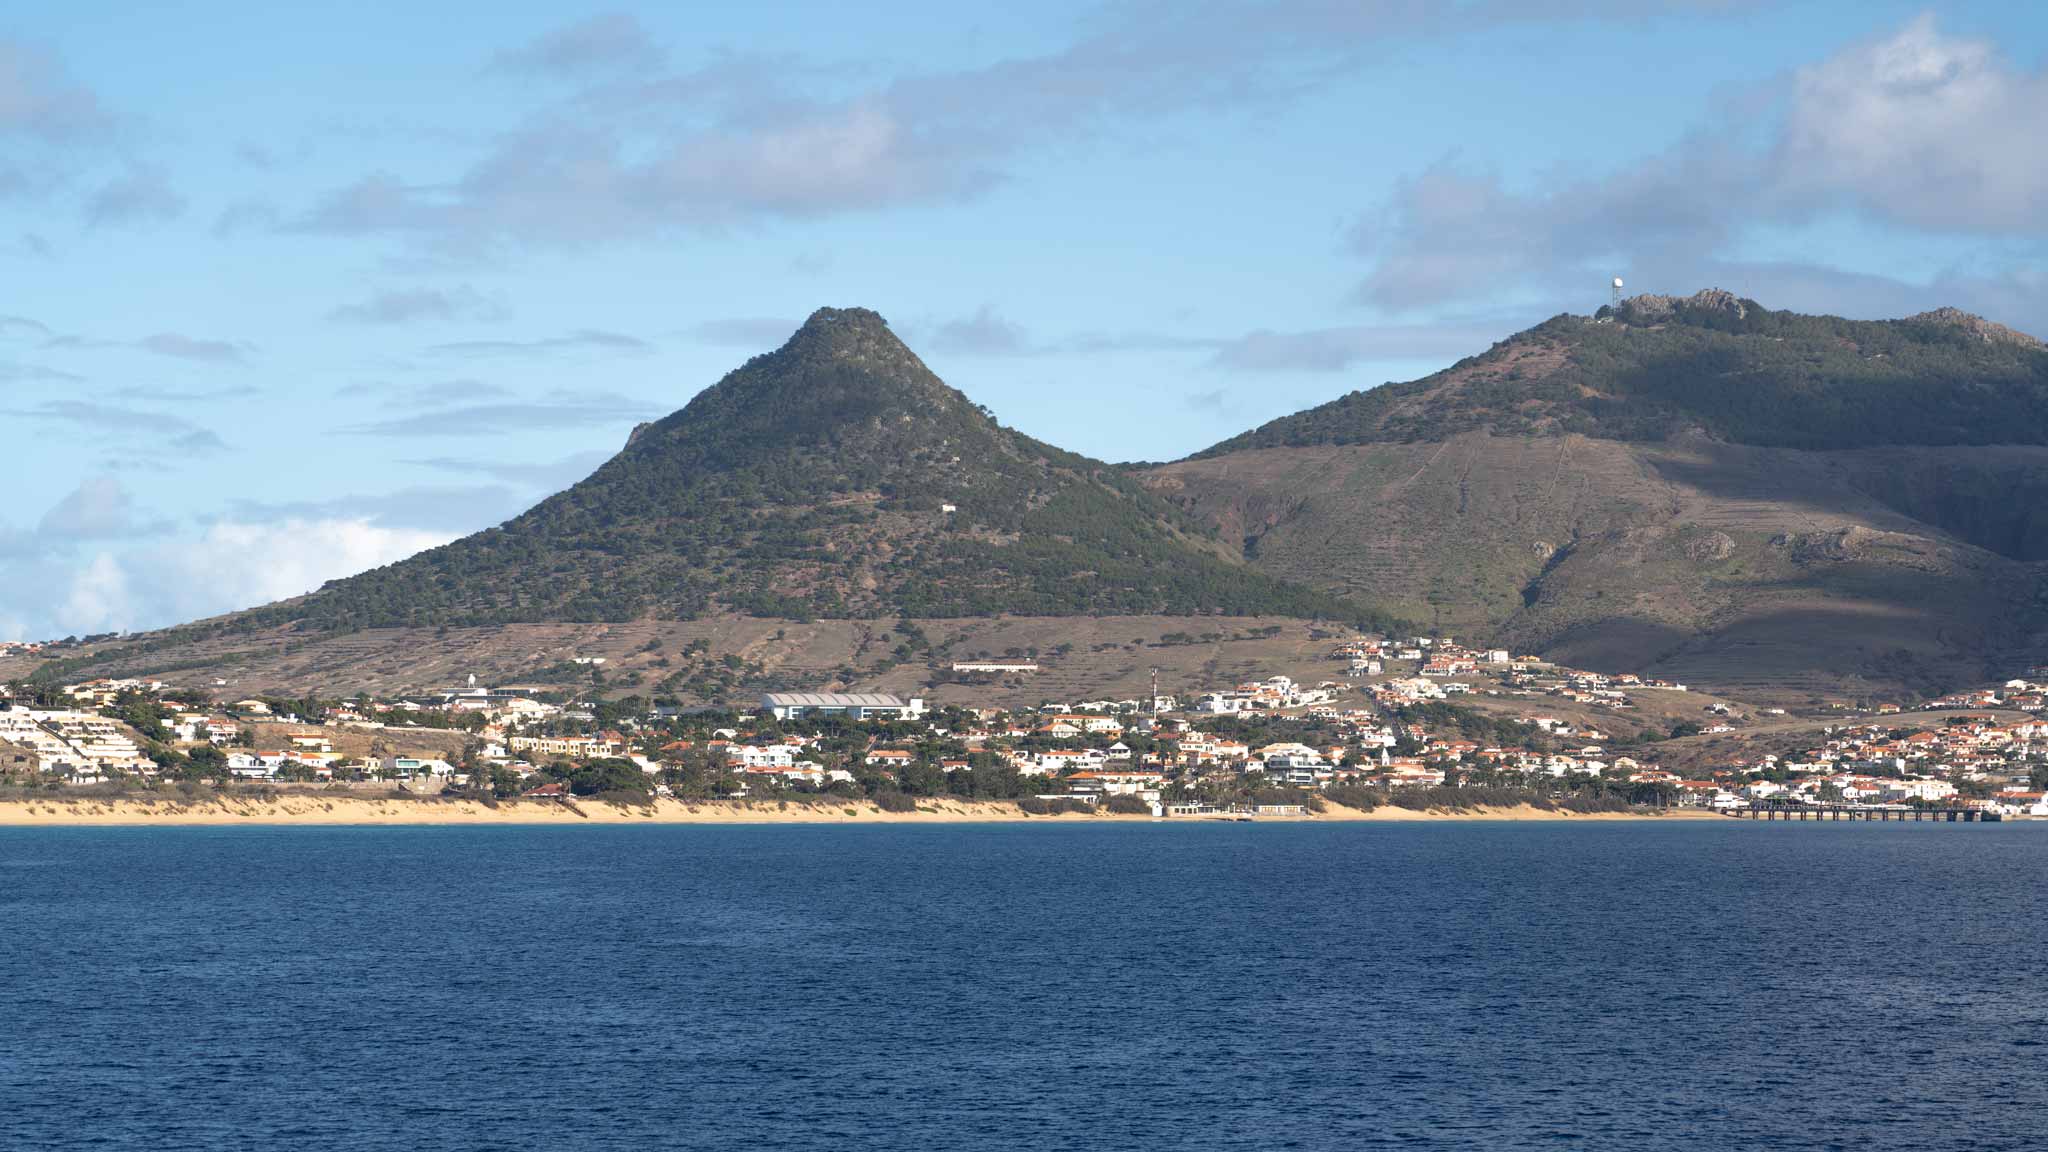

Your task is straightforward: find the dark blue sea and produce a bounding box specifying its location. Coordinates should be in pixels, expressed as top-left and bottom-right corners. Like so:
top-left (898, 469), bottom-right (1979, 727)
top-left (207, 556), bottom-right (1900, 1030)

top-left (2, 821), bottom-right (2044, 1150)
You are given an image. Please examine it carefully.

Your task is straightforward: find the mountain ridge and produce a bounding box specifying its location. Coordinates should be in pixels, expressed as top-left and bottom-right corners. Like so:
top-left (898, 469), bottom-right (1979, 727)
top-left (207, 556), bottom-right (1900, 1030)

top-left (25, 293), bottom-right (2048, 702)
top-left (1197, 290), bottom-right (2048, 457)
top-left (1145, 291), bottom-right (2048, 697)
top-left (224, 307), bottom-right (1386, 633)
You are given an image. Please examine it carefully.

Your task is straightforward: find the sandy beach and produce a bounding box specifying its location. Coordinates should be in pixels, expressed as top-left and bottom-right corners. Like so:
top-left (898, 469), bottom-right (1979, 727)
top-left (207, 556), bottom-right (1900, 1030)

top-left (0, 793), bottom-right (1723, 827)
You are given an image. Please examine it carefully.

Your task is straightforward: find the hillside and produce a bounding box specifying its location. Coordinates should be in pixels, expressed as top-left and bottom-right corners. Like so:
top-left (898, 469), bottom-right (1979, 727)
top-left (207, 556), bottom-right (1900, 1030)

top-left (212, 309), bottom-right (1378, 631)
top-left (22, 292), bottom-right (2048, 705)
top-left (0, 615), bottom-right (1371, 711)
top-left (1148, 292), bottom-right (2048, 699)
top-left (1202, 290), bottom-right (2048, 454)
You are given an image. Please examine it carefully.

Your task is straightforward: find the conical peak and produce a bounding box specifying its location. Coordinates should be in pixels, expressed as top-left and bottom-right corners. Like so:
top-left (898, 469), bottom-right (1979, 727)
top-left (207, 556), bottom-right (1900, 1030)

top-left (640, 304), bottom-right (965, 451)
top-left (789, 306), bottom-right (899, 350)
top-left (765, 306), bottom-right (932, 382)
top-left (752, 306), bottom-right (951, 407)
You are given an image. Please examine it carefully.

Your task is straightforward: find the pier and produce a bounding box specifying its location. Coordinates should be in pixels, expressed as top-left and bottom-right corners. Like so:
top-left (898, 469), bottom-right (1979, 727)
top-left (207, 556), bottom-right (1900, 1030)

top-left (1726, 803), bottom-right (2001, 822)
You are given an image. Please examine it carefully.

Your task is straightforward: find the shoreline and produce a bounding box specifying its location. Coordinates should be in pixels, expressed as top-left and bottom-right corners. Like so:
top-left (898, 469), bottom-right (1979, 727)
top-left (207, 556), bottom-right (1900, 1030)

top-left (0, 794), bottom-right (1725, 827)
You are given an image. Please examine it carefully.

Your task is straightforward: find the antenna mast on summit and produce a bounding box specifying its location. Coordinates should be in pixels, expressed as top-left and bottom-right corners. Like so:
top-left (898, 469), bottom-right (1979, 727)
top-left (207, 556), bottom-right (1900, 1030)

top-left (1611, 276), bottom-right (1625, 309)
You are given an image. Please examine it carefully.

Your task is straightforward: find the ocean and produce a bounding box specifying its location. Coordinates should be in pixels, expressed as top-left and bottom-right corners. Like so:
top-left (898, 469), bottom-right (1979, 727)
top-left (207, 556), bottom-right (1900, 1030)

top-left (1, 821), bottom-right (2043, 1150)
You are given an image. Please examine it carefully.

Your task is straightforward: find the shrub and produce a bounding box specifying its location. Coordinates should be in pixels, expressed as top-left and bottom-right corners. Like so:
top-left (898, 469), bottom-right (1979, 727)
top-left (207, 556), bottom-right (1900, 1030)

top-left (1104, 794), bottom-right (1152, 815)
top-left (871, 791), bottom-right (918, 813)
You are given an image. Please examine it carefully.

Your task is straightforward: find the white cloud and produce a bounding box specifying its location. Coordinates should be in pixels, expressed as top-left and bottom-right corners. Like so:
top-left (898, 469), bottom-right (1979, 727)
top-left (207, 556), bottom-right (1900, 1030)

top-left (296, 2), bottom-right (1755, 251)
top-left (1357, 16), bottom-right (2048, 317)
top-left (157, 519), bottom-right (453, 618)
top-left (1777, 14), bottom-right (2048, 231)
top-left (61, 552), bottom-right (131, 635)
top-left (2, 518), bottom-right (454, 639)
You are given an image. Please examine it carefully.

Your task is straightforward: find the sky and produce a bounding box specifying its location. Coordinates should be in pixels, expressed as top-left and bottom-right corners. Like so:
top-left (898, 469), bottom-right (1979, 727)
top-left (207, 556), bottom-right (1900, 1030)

top-left (3, 1), bottom-right (2046, 641)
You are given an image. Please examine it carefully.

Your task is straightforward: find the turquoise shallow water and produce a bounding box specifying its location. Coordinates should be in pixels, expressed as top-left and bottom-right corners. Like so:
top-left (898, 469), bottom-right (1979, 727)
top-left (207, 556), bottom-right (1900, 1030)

top-left (2, 821), bottom-right (2044, 1150)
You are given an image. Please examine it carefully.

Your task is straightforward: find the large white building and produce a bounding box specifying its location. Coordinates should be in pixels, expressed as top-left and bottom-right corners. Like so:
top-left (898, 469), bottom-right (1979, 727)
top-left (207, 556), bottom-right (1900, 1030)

top-left (0, 709), bottom-right (154, 776)
top-left (761, 693), bottom-right (925, 721)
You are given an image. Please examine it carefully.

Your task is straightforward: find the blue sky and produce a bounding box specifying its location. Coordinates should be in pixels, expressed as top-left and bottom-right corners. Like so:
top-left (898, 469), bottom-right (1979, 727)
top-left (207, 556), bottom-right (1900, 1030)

top-left (3, 1), bottom-right (2046, 640)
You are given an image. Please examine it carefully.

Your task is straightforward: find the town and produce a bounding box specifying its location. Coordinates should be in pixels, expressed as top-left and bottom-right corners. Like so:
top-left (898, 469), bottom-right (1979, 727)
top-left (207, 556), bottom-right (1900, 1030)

top-left (4, 634), bottom-right (2047, 819)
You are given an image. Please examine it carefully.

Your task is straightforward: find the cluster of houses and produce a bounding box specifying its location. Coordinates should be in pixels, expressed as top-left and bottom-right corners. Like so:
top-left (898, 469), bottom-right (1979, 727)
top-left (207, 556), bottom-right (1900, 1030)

top-left (1926, 679), bottom-right (2048, 714)
top-left (1710, 711), bottom-right (2048, 818)
top-left (1346, 640), bottom-right (1692, 717)
top-left (640, 693), bottom-right (1688, 808)
top-left (1194, 675), bottom-right (1333, 713)
top-left (6, 655), bottom-right (2048, 818)
top-left (1452, 643), bottom-right (1685, 700)
top-left (0, 680), bottom-right (560, 785)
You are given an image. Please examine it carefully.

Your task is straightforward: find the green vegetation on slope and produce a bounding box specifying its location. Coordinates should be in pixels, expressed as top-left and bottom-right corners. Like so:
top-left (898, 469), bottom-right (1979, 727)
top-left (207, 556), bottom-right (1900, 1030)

top-left (232, 308), bottom-right (1391, 633)
top-left (1201, 291), bottom-right (2048, 455)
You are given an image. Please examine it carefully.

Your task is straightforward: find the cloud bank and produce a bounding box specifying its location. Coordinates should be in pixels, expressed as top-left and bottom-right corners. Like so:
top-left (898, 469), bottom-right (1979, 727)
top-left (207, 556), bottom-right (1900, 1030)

top-left (1356, 16), bottom-right (2048, 321)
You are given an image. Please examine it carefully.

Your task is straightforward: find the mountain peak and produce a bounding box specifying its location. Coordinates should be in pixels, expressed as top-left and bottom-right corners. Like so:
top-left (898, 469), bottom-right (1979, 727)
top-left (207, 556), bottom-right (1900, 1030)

top-left (1198, 293), bottom-right (2048, 457)
top-left (737, 306), bottom-right (940, 405)
top-left (781, 306), bottom-right (918, 366)
top-left (634, 307), bottom-right (959, 453)
top-left (227, 307), bottom-right (1373, 632)
top-left (792, 305), bottom-right (894, 342)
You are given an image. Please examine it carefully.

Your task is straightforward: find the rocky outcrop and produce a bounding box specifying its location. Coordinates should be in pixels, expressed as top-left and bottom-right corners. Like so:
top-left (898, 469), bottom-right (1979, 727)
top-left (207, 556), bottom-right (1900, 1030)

top-left (1617, 288), bottom-right (1749, 325)
top-left (1905, 307), bottom-right (2042, 349)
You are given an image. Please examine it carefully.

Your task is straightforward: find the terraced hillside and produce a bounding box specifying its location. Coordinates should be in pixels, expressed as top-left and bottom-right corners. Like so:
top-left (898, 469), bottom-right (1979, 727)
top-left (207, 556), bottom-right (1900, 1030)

top-left (0, 616), bottom-right (1369, 712)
